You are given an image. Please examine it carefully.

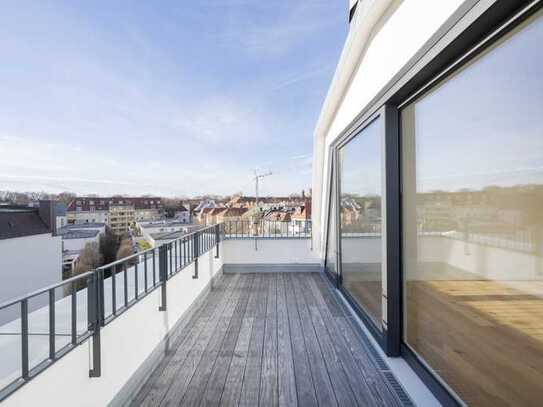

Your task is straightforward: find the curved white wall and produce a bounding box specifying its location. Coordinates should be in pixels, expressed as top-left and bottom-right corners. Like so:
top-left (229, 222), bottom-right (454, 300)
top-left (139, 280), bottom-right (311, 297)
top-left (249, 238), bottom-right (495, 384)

top-left (312, 0), bottom-right (465, 256)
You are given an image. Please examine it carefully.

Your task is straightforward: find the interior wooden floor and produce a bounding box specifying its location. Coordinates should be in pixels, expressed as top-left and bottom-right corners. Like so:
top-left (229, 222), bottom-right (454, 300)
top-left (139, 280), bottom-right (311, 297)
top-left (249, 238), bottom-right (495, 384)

top-left (130, 272), bottom-right (406, 407)
top-left (405, 279), bottom-right (543, 406)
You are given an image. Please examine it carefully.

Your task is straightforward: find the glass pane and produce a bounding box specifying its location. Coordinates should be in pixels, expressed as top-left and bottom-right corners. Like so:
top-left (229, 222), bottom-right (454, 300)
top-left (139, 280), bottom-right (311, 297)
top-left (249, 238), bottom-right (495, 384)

top-left (339, 119), bottom-right (383, 328)
top-left (402, 11), bottom-right (543, 406)
top-left (325, 165), bottom-right (337, 277)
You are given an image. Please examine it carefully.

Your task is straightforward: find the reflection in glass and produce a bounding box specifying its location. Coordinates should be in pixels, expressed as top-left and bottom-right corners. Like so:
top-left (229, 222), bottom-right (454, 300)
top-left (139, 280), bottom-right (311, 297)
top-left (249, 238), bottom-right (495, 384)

top-left (339, 119), bottom-right (383, 328)
top-left (325, 165), bottom-right (337, 277)
top-left (402, 10), bottom-right (543, 406)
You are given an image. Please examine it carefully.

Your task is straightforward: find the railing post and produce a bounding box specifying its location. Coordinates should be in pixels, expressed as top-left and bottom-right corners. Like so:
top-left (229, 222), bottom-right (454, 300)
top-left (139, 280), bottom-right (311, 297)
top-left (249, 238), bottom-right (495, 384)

top-left (88, 271), bottom-right (101, 378)
top-left (48, 288), bottom-right (55, 360)
top-left (21, 299), bottom-right (29, 380)
top-left (158, 245), bottom-right (168, 311)
top-left (215, 224), bottom-right (220, 259)
top-left (193, 232), bottom-right (199, 279)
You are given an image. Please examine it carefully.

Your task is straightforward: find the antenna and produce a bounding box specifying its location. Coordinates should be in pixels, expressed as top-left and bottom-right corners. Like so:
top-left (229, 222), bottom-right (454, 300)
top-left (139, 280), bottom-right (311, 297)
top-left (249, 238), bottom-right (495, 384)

top-left (254, 170), bottom-right (272, 212)
top-left (252, 170), bottom-right (272, 249)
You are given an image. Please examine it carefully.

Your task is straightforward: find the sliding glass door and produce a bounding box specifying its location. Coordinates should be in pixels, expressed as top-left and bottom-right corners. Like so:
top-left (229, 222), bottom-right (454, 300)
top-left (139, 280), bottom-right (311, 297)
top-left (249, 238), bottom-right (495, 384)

top-left (337, 118), bottom-right (385, 329)
top-left (401, 9), bottom-right (543, 406)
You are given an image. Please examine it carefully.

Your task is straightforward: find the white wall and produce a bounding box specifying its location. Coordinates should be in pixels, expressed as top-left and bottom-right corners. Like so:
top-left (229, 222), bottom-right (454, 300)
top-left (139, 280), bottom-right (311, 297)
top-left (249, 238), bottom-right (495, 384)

top-left (62, 235), bottom-right (99, 251)
top-left (222, 239), bottom-right (318, 264)
top-left (1, 246), bottom-right (223, 407)
top-left (312, 0), bottom-right (465, 255)
top-left (415, 236), bottom-right (543, 281)
top-left (0, 234), bottom-right (62, 305)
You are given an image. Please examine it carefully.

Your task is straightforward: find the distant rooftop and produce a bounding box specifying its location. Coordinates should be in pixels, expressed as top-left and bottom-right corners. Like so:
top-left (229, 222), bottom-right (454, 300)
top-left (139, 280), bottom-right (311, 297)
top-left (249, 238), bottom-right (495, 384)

top-left (138, 219), bottom-right (191, 229)
top-left (59, 222), bottom-right (106, 232)
top-left (67, 197), bottom-right (163, 212)
top-left (61, 229), bottom-right (100, 239)
top-left (151, 225), bottom-right (202, 242)
top-left (0, 206), bottom-right (50, 240)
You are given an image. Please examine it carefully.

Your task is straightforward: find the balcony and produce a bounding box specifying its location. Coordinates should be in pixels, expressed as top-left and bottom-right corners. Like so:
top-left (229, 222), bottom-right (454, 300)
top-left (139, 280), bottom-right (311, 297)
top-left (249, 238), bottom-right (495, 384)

top-left (0, 221), bottom-right (423, 406)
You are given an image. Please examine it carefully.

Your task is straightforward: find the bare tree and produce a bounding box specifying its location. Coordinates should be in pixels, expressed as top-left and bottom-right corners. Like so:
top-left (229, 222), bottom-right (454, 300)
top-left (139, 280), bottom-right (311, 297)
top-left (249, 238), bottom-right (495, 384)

top-left (116, 238), bottom-right (134, 261)
top-left (74, 242), bottom-right (103, 276)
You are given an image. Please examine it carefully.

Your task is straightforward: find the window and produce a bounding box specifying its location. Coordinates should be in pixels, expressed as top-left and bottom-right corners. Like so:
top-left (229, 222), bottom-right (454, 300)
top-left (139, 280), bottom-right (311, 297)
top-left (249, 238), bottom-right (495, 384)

top-left (401, 10), bottom-right (543, 406)
top-left (338, 118), bottom-right (384, 329)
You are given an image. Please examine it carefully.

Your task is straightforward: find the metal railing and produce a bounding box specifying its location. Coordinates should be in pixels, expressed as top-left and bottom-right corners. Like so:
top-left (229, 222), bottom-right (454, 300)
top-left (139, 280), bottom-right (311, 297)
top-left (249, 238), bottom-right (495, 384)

top-left (222, 219), bottom-right (312, 239)
top-left (0, 223), bottom-right (221, 401)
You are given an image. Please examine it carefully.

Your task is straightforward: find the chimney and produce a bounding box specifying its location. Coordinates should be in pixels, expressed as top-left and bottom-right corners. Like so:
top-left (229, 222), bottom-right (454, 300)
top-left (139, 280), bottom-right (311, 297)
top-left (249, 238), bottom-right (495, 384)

top-left (39, 200), bottom-right (57, 236)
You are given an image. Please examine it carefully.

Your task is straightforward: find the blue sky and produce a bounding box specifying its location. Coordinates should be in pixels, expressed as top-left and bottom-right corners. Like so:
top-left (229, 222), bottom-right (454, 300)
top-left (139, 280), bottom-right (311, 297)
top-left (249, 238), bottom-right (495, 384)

top-left (0, 0), bottom-right (347, 197)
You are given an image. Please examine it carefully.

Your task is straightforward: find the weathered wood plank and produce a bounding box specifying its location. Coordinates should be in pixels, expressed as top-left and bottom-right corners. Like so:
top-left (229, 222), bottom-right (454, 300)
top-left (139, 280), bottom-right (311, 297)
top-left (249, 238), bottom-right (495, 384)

top-left (245, 274), bottom-right (262, 317)
top-left (337, 317), bottom-right (401, 406)
top-left (312, 274), bottom-right (401, 406)
top-left (219, 316), bottom-right (255, 407)
top-left (294, 274), bottom-right (358, 406)
top-left (277, 273), bottom-right (297, 407)
top-left (284, 273), bottom-right (318, 407)
top-left (133, 274), bottom-right (237, 407)
top-left (310, 273), bottom-right (348, 317)
top-left (159, 275), bottom-right (242, 407)
top-left (199, 275), bottom-right (255, 407)
top-left (239, 275), bottom-right (268, 406)
top-left (260, 274), bottom-right (278, 406)
top-left (180, 275), bottom-right (247, 406)
top-left (133, 273), bottom-right (407, 407)
top-left (288, 274), bottom-right (337, 407)
top-left (307, 276), bottom-right (379, 406)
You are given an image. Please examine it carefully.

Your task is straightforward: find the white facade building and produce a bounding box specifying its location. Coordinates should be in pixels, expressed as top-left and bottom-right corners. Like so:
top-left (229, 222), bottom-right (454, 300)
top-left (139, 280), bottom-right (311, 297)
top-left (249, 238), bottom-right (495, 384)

top-left (313, 1), bottom-right (543, 405)
top-left (0, 206), bottom-right (62, 320)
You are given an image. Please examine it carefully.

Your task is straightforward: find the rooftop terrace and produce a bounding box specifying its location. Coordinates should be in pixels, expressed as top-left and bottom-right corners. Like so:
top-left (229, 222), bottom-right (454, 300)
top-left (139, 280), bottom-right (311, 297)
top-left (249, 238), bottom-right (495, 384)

top-left (130, 272), bottom-right (407, 407)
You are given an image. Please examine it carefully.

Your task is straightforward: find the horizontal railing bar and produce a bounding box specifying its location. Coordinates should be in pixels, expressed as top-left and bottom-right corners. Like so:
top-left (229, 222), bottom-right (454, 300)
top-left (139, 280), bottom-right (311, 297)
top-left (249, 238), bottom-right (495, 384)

top-left (0, 271), bottom-right (94, 311)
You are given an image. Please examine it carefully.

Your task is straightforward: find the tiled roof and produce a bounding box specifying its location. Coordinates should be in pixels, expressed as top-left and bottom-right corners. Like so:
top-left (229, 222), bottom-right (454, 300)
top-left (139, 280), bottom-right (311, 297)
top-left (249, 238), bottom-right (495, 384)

top-left (0, 207), bottom-right (50, 240)
top-left (219, 207), bottom-right (248, 217)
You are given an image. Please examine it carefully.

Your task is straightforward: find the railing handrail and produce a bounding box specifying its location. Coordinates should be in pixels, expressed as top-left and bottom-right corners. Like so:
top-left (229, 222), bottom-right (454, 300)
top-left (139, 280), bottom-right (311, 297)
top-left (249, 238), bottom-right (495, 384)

top-left (0, 270), bottom-right (94, 311)
top-left (0, 222), bottom-right (223, 402)
top-left (0, 223), bottom-right (220, 311)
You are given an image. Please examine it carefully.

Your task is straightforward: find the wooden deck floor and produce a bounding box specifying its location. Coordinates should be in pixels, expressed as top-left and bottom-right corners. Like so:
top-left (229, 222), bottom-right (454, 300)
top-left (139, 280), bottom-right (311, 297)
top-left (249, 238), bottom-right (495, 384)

top-left (130, 272), bottom-right (405, 407)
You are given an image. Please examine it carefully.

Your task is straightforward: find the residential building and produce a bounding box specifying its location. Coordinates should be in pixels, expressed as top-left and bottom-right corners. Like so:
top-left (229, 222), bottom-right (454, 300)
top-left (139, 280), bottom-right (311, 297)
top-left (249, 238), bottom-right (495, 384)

top-left (108, 204), bottom-right (135, 235)
top-left (55, 202), bottom-right (67, 230)
top-left (60, 229), bottom-right (101, 252)
top-left (214, 207), bottom-right (248, 224)
top-left (174, 204), bottom-right (190, 223)
top-left (2, 2), bottom-right (542, 407)
top-left (58, 223), bottom-right (106, 278)
top-left (66, 197), bottom-right (164, 229)
top-left (137, 219), bottom-right (195, 243)
top-left (312, 1), bottom-right (543, 405)
top-left (146, 225), bottom-right (202, 247)
top-left (0, 203), bottom-right (61, 320)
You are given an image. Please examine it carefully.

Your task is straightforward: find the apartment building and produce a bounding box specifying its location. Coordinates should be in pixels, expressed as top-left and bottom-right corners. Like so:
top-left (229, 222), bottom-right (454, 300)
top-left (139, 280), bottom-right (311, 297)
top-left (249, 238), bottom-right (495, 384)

top-left (67, 197), bottom-right (164, 234)
top-left (108, 204), bottom-right (135, 235)
top-left (0, 203), bottom-right (61, 315)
